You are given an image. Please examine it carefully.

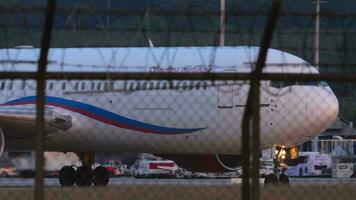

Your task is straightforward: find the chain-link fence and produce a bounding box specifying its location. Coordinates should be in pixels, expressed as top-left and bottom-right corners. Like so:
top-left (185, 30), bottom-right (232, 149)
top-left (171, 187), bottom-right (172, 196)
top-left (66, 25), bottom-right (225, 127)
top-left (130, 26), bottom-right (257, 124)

top-left (0, 0), bottom-right (356, 200)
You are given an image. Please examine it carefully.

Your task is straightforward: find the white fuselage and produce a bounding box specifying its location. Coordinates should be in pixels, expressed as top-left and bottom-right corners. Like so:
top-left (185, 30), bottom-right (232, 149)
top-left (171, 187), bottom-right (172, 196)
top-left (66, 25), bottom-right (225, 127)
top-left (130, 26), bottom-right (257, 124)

top-left (0, 46), bottom-right (339, 154)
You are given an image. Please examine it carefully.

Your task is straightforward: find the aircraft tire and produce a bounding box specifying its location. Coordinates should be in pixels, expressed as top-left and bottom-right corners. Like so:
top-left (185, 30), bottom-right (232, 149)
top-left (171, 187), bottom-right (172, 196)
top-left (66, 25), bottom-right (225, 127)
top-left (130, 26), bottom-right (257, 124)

top-left (75, 166), bottom-right (93, 187)
top-left (59, 166), bottom-right (75, 187)
top-left (93, 166), bottom-right (110, 186)
top-left (264, 174), bottom-right (279, 185)
top-left (279, 174), bottom-right (289, 185)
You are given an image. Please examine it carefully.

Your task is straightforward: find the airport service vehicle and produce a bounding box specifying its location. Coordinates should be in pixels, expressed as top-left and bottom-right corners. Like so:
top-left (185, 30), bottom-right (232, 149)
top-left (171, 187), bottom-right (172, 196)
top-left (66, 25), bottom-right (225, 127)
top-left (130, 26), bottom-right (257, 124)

top-left (236, 159), bottom-right (274, 178)
top-left (259, 159), bottom-right (275, 178)
top-left (331, 157), bottom-right (355, 178)
top-left (131, 159), bottom-right (178, 178)
top-left (101, 161), bottom-right (127, 177)
top-left (0, 46), bottom-right (338, 186)
top-left (0, 165), bottom-right (17, 177)
top-left (6, 151), bottom-right (81, 177)
top-left (333, 163), bottom-right (353, 178)
top-left (0, 159), bottom-right (18, 177)
top-left (44, 152), bottom-right (81, 176)
top-left (285, 152), bottom-right (332, 177)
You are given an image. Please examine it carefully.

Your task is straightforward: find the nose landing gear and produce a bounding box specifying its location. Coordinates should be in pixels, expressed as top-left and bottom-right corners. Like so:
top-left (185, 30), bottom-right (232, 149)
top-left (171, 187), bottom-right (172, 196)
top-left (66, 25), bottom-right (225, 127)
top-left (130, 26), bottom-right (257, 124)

top-left (58, 152), bottom-right (109, 187)
top-left (264, 173), bottom-right (289, 185)
top-left (58, 166), bottom-right (75, 186)
top-left (264, 174), bottom-right (279, 185)
top-left (264, 145), bottom-right (297, 185)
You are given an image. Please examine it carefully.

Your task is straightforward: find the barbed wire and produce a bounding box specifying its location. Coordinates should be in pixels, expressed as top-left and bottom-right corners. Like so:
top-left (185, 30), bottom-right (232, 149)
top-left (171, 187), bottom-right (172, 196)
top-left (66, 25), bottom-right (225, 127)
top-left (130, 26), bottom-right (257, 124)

top-left (1, 5), bottom-right (356, 17)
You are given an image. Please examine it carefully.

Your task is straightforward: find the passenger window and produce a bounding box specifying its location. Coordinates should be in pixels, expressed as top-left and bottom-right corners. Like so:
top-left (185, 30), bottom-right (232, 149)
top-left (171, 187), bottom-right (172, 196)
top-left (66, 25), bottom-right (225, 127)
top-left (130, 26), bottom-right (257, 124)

top-left (162, 82), bottom-right (167, 90)
top-left (129, 82), bottom-right (134, 90)
top-left (104, 82), bottom-right (108, 90)
top-left (91, 82), bottom-right (95, 90)
top-left (62, 82), bottom-right (66, 90)
top-left (49, 82), bottom-right (53, 90)
top-left (195, 82), bottom-right (201, 90)
top-left (8, 82), bottom-right (12, 90)
top-left (282, 81), bottom-right (296, 87)
top-left (134, 81), bottom-right (140, 90)
top-left (202, 81), bottom-right (208, 90)
top-left (81, 82), bottom-right (85, 90)
top-left (21, 81), bottom-right (25, 90)
top-left (0, 82), bottom-right (5, 90)
top-left (175, 81), bottom-right (181, 90)
top-left (189, 81), bottom-right (194, 90)
top-left (123, 81), bottom-right (127, 90)
top-left (148, 82), bottom-right (154, 90)
top-left (142, 82), bottom-right (147, 90)
top-left (155, 82), bottom-right (160, 90)
top-left (74, 82), bottom-right (79, 90)
top-left (97, 82), bottom-right (102, 90)
top-left (182, 82), bottom-right (187, 90)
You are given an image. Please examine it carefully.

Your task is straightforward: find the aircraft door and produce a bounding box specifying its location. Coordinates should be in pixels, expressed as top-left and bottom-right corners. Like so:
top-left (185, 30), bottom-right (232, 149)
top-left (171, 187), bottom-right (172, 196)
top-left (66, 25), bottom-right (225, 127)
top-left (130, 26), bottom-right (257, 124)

top-left (217, 80), bottom-right (234, 108)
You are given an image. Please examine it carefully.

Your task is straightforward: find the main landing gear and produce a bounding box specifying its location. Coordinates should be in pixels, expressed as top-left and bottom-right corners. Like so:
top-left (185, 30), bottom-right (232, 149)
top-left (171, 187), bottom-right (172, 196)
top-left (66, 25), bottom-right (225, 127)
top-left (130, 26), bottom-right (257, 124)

top-left (58, 153), bottom-right (110, 187)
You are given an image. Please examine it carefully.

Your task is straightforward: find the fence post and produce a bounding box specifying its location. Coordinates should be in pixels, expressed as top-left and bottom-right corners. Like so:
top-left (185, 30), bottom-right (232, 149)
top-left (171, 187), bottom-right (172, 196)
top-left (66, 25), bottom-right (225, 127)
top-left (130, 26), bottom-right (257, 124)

top-left (241, 1), bottom-right (281, 200)
top-left (35, 0), bottom-right (56, 200)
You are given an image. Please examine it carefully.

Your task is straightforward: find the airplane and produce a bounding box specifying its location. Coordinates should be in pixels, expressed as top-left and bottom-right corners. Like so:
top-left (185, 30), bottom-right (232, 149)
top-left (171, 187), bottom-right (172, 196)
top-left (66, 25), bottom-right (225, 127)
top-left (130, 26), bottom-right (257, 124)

top-left (0, 46), bottom-right (338, 186)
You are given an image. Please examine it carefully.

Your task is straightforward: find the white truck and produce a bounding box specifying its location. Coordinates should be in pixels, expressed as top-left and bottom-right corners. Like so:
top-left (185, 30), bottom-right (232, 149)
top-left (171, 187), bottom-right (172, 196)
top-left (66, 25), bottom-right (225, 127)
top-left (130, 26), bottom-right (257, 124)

top-left (8, 151), bottom-right (81, 177)
top-left (331, 157), bottom-right (355, 178)
top-left (285, 152), bottom-right (332, 177)
top-left (236, 159), bottom-right (274, 178)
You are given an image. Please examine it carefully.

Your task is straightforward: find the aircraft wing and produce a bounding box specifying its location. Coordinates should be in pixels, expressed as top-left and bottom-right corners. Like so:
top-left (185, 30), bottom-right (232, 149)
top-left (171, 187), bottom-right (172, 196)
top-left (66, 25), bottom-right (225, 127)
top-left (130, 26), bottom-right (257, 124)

top-left (0, 107), bottom-right (72, 138)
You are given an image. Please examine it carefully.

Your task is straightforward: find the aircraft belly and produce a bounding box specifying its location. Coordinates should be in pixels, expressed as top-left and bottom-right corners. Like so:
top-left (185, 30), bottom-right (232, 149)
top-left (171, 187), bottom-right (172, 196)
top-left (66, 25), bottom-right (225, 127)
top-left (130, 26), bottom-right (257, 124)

top-left (0, 87), bottom-right (315, 153)
top-left (41, 108), bottom-right (279, 154)
top-left (39, 102), bottom-right (295, 153)
top-left (38, 111), bottom-right (242, 154)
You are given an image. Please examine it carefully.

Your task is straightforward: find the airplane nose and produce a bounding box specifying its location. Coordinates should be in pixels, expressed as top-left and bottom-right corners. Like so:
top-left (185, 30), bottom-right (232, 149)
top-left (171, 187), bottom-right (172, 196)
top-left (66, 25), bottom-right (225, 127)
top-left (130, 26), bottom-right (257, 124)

top-left (307, 87), bottom-right (339, 135)
top-left (322, 90), bottom-right (339, 126)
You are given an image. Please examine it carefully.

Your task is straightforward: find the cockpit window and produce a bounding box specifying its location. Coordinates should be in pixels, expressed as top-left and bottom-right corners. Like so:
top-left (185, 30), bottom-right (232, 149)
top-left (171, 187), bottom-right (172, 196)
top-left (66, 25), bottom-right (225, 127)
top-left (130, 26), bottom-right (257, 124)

top-left (282, 81), bottom-right (296, 87)
top-left (319, 81), bottom-right (329, 87)
top-left (297, 81), bottom-right (318, 86)
top-left (270, 80), bottom-right (282, 88)
top-left (270, 80), bottom-right (320, 88)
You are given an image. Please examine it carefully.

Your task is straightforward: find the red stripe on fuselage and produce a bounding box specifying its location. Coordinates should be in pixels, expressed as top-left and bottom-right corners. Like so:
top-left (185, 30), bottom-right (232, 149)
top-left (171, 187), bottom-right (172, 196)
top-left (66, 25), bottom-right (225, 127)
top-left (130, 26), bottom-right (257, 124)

top-left (2, 100), bottom-right (178, 134)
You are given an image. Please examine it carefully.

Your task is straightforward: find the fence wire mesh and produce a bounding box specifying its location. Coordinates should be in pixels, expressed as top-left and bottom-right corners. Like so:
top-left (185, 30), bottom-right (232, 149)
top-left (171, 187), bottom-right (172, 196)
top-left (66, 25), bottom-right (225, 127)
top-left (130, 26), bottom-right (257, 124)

top-left (0, 0), bottom-right (356, 200)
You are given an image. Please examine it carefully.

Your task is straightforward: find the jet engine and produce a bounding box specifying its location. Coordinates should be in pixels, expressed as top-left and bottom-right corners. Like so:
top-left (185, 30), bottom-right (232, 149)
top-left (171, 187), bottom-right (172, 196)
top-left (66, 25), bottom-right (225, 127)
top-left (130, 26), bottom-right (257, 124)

top-left (156, 154), bottom-right (241, 172)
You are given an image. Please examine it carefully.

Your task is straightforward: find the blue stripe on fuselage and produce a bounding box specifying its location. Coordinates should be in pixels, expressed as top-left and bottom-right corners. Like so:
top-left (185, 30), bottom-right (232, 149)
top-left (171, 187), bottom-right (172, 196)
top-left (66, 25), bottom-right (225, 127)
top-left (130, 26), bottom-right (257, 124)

top-left (2, 96), bottom-right (207, 135)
